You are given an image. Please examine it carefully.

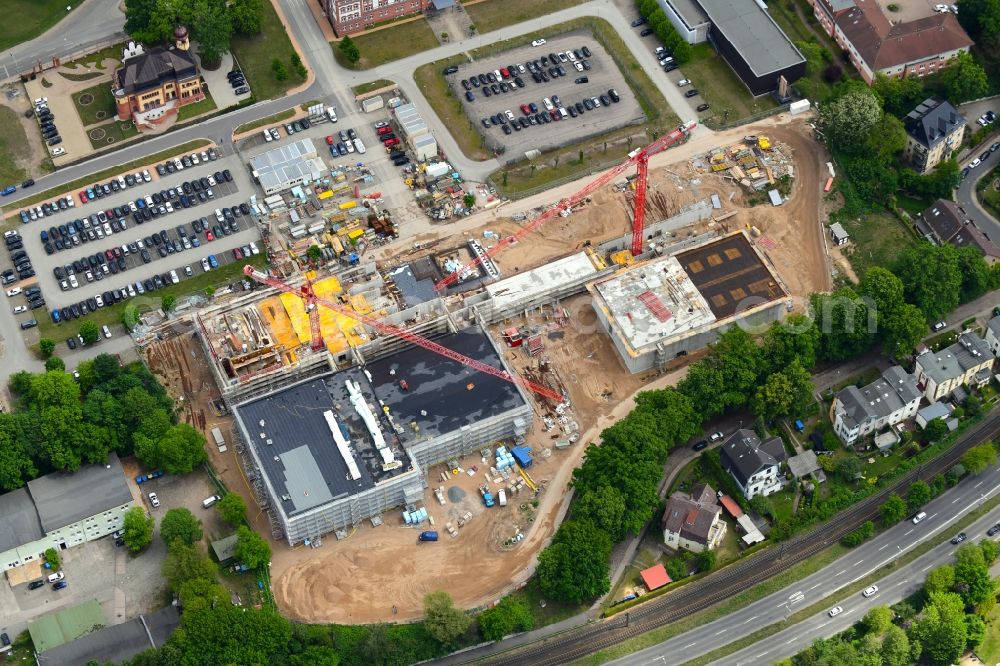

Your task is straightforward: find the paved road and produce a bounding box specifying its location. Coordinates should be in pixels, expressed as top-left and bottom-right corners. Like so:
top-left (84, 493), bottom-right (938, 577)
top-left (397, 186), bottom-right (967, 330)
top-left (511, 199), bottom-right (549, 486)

top-left (956, 132), bottom-right (1000, 243)
top-left (603, 463), bottom-right (1000, 666)
top-left (0, 0), bottom-right (126, 81)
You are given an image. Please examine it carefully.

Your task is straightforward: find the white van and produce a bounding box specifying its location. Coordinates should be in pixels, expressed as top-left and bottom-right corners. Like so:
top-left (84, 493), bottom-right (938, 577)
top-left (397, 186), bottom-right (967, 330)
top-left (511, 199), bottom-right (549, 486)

top-left (102, 325), bottom-right (111, 339)
top-left (202, 495), bottom-right (221, 508)
top-left (46, 571), bottom-right (65, 583)
top-left (353, 138), bottom-right (366, 154)
top-left (912, 511), bottom-right (927, 524)
top-left (498, 489), bottom-right (507, 506)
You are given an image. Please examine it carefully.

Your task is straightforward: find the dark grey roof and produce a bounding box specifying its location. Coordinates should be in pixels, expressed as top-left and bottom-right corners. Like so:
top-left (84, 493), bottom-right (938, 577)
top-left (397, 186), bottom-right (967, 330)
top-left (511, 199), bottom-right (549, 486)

top-left (365, 327), bottom-right (526, 441)
top-left (720, 429), bottom-right (786, 487)
top-left (988, 315), bottom-right (1000, 342)
top-left (26, 453), bottom-right (132, 533)
top-left (835, 366), bottom-right (920, 431)
top-left (661, 485), bottom-right (720, 545)
top-left (115, 47), bottom-right (198, 95)
top-left (916, 332), bottom-right (994, 385)
top-left (918, 199), bottom-right (964, 243)
top-left (37, 606), bottom-right (180, 666)
top-left (0, 487), bottom-right (43, 552)
top-left (698, 0), bottom-right (805, 75)
top-left (665, 0), bottom-right (709, 29)
top-left (905, 98), bottom-right (965, 149)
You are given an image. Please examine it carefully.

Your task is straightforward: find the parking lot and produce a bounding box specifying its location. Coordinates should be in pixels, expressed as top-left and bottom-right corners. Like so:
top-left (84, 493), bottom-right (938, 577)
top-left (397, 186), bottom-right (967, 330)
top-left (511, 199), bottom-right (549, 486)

top-left (6, 150), bottom-right (263, 323)
top-left (445, 30), bottom-right (645, 156)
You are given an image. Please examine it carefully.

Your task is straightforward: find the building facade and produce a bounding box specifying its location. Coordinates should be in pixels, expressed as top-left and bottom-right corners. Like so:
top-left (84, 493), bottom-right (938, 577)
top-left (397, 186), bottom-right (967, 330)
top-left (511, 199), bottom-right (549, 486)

top-left (325, 0), bottom-right (431, 36)
top-left (914, 332), bottom-right (995, 401)
top-left (986, 316), bottom-right (1000, 358)
top-left (831, 366), bottom-right (922, 445)
top-left (904, 99), bottom-right (966, 174)
top-left (915, 199), bottom-right (1000, 262)
top-left (0, 453), bottom-right (134, 572)
top-left (719, 429), bottom-right (787, 499)
top-left (661, 483), bottom-right (727, 552)
top-left (658, 0), bottom-right (710, 44)
top-left (809, 0), bottom-right (972, 84)
top-left (112, 29), bottom-right (205, 131)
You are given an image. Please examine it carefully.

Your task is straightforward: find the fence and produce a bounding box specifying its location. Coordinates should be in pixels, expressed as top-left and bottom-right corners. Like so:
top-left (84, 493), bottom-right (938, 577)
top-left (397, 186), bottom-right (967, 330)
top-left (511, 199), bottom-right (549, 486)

top-left (702, 102), bottom-right (791, 131)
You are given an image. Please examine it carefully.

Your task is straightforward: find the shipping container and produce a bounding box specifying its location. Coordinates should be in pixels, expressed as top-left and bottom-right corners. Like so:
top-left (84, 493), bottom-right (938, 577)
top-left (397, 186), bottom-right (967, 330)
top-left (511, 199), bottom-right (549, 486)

top-left (361, 96), bottom-right (384, 113)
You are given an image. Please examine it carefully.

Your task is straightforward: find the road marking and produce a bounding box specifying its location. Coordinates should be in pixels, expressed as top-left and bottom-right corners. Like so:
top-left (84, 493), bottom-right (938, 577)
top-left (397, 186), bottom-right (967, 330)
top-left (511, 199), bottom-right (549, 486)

top-left (818, 621), bottom-right (828, 628)
top-left (854, 560), bottom-right (864, 566)
top-left (977, 481), bottom-right (985, 488)
top-left (930, 513), bottom-right (938, 520)
top-left (714, 629), bottom-right (726, 636)
top-left (786, 637), bottom-right (797, 645)
top-left (878, 543), bottom-right (889, 551)
top-left (836, 569), bottom-right (847, 576)
top-left (743, 615), bottom-right (758, 625)
top-left (905, 529), bottom-right (914, 536)
top-left (683, 642), bottom-right (696, 649)
top-left (953, 497), bottom-right (961, 504)
top-left (756, 651), bottom-right (770, 658)
top-left (809, 582), bottom-right (823, 590)
top-left (842, 608), bottom-right (854, 615)
top-left (921, 563), bottom-right (934, 572)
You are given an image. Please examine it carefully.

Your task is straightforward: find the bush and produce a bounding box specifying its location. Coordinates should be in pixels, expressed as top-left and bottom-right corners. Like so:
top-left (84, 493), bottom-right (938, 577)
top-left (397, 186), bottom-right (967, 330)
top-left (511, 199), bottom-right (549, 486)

top-left (44, 547), bottom-right (60, 570)
top-left (478, 596), bottom-right (533, 641)
top-left (841, 520), bottom-right (875, 547)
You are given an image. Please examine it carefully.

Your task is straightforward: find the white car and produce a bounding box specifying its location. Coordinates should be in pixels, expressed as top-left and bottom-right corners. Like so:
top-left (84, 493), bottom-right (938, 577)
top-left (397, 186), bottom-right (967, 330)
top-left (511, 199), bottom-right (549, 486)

top-left (531, 39), bottom-right (547, 47)
top-left (148, 492), bottom-right (160, 508)
top-left (678, 78), bottom-right (691, 87)
top-left (970, 158), bottom-right (982, 168)
top-left (934, 3), bottom-right (949, 11)
top-left (263, 129), bottom-right (273, 142)
top-left (505, 109), bottom-right (515, 121)
top-left (6, 287), bottom-right (21, 297)
top-left (12, 305), bottom-right (26, 314)
top-left (249, 241), bottom-right (260, 255)
top-left (208, 175), bottom-right (217, 186)
top-left (142, 169), bottom-right (151, 182)
top-left (169, 270), bottom-right (179, 284)
top-left (102, 325), bottom-right (111, 339)
top-left (566, 50), bottom-right (577, 62)
top-left (828, 606), bottom-right (843, 617)
top-left (190, 153), bottom-right (200, 165)
top-left (201, 257), bottom-right (211, 271)
top-left (709, 431), bottom-right (725, 442)
top-left (95, 294), bottom-right (104, 308)
top-left (69, 275), bottom-right (79, 288)
top-left (862, 585), bottom-right (878, 598)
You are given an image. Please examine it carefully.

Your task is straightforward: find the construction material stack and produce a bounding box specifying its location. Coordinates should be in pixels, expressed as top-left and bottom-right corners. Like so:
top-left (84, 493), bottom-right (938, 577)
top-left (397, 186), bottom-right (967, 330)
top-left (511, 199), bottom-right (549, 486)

top-left (495, 445), bottom-right (516, 471)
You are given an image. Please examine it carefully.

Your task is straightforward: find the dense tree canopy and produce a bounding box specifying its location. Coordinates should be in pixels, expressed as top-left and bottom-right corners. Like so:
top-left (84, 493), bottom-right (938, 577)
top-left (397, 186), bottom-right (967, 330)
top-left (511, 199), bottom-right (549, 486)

top-left (217, 492), bottom-right (248, 526)
top-left (819, 86), bottom-right (883, 155)
top-left (123, 506), bottom-right (154, 553)
top-left (160, 507), bottom-right (203, 547)
top-left (234, 525), bottom-right (271, 569)
top-left (124, 0), bottom-right (262, 65)
top-left (423, 591), bottom-right (470, 646)
top-left (536, 520), bottom-right (613, 603)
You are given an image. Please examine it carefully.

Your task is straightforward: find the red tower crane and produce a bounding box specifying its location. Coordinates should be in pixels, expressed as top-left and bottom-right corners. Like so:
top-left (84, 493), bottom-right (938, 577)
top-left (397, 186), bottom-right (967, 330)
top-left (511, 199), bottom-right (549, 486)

top-left (284, 274), bottom-right (325, 351)
top-left (434, 120), bottom-right (697, 291)
top-left (243, 266), bottom-right (564, 402)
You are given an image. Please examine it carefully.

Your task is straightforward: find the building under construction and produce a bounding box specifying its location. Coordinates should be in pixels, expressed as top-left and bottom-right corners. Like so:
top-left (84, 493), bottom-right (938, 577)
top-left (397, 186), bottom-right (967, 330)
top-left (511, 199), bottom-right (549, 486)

top-left (588, 231), bottom-right (790, 373)
top-left (231, 327), bottom-right (531, 546)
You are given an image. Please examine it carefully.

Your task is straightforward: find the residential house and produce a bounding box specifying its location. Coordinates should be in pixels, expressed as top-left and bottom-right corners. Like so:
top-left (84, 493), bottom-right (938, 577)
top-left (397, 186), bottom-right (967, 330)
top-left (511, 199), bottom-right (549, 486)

top-left (831, 366), bottom-right (922, 445)
top-left (915, 199), bottom-right (1000, 262)
top-left (916, 401), bottom-right (952, 428)
top-left (986, 315), bottom-right (1000, 357)
top-left (661, 483), bottom-right (727, 552)
top-left (0, 453), bottom-right (134, 572)
top-left (914, 332), bottom-right (995, 401)
top-left (902, 99), bottom-right (966, 174)
top-left (325, 0), bottom-right (432, 36)
top-left (35, 606), bottom-right (180, 666)
top-left (719, 429), bottom-right (787, 499)
top-left (809, 0), bottom-right (972, 84)
top-left (112, 28), bottom-right (205, 131)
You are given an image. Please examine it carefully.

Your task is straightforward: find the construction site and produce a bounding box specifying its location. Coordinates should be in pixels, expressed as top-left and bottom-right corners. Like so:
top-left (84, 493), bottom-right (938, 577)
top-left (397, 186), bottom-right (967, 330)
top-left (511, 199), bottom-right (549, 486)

top-left (137, 117), bottom-right (831, 623)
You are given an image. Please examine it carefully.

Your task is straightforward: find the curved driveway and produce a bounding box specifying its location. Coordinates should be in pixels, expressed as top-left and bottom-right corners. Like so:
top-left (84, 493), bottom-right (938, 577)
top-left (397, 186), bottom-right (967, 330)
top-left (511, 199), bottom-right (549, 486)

top-left (956, 139), bottom-right (1000, 241)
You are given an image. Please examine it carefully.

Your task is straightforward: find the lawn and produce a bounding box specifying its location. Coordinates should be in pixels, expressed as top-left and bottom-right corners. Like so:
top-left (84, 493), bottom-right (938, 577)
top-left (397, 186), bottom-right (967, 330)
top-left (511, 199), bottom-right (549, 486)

top-left (72, 82), bottom-right (117, 127)
top-left (352, 79), bottom-right (395, 96)
top-left (230, 0), bottom-right (305, 101)
top-left (332, 19), bottom-right (439, 70)
top-left (463, 0), bottom-right (581, 33)
top-left (896, 192), bottom-right (933, 218)
top-left (506, 576), bottom-right (588, 628)
top-left (37, 253), bottom-right (268, 340)
top-left (977, 164), bottom-right (1000, 220)
top-left (0, 106), bottom-right (30, 186)
top-left (979, 598), bottom-right (1000, 664)
top-left (0, 0), bottom-right (73, 51)
top-left (684, 43), bottom-right (777, 125)
top-left (85, 120), bottom-right (139, 150)
top-left (177, 95), bottom-right (219, 122)
top-left (838, 211), bottom-right (916, 277)
top-left (234, 109), bottom-right (296, 135)
top-left (62, 43), bottom-right (123, 70)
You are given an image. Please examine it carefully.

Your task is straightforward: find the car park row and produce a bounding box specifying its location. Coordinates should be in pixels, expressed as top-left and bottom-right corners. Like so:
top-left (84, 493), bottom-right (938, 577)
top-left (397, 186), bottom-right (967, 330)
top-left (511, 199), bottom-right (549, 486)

top-left (480, 88), bottom-right (622, 136)
top-left (456, 45), bottom-right (595, 103)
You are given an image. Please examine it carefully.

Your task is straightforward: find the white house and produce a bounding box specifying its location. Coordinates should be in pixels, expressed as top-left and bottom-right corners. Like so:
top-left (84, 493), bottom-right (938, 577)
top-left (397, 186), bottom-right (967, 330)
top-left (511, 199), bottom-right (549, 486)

top-left (0, 453), bottom-right (134, 572)
top-left (719, 430), bottom-right (787, 499)
top-left (984, 315), bottom-right (1000, 358)
top-left (661, 483), bottom-right (727, 553)
top-left (831, 366), bottom-right (922, 445)
top-left (914, 332), bottom-right (995, 402)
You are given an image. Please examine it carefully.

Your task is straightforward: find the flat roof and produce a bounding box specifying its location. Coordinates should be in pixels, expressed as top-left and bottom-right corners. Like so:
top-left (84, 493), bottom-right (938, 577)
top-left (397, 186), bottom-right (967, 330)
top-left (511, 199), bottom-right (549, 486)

top-left (664, 0), bottom-right (709, 30)
top-left (700, 0), bottom-right (805, 76)
top-left (29, 599), bottom-right (106, 653)
top-left (675, 232), bottom-right (786, 319)
top-left (249, 139), bottom-right (325, 192)
top-left (365, 327), bottom-right (526, 441)
top-left (234, 368), bottom-right (411, 518)
top-left (486, 252), bottom-right (598, 311)
top-left (389, 259), bottom-right (439, 307)
top-left (37, 606), bottom-right (179, 666)
top-left (27, 452), bottom-right (132, 533)
top-left (592, 255), bottom-right (717, 352)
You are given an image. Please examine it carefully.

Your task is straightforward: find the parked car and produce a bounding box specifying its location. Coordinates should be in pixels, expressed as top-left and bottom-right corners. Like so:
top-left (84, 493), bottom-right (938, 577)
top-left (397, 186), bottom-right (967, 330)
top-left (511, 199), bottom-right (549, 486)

top-left (862, 585), bottom-right (878, 597)
top-left (149, 492), bottom-right (160, 508)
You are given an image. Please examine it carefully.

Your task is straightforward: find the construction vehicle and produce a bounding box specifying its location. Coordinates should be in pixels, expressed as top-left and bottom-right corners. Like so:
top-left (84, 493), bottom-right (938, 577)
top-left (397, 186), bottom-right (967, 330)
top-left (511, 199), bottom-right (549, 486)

top-left (435, 120), bottom-right (697, 290)
top-left (243, 267), bottom-right (563, 402)
top-left (480, 484), bottom-right (495, 507)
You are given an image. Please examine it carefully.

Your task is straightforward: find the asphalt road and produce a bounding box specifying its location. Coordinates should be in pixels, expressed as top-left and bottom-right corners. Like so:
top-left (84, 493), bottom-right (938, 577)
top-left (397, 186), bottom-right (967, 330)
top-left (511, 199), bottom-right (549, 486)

top-left (956, 134), bottom-right (1000, 243)
top-left (605, 463), bottom-right (1000, 666)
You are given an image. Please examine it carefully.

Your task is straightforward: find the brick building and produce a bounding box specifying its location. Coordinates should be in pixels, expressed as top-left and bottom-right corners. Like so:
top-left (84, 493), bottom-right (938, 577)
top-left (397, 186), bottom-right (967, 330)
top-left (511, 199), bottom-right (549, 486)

top-left (325, 0), bottom-right (433, 36)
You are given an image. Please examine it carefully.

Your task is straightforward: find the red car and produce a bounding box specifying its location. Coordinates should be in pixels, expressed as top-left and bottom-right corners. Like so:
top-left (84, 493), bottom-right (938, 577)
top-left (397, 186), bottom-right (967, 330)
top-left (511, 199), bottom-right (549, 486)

top-left (520, 103), bottom-right (531, 115)
top-left (377, 126), bottom-right (392, 135)
top-left (500, 67), bottom-right (509, 78)
top-left (383, 137), bottom-right (400, 147)
top-left (550, 109), bottom-right (560, 121)
top-left (233, 247), bottom-right (243, 260)
top-left (79, 190), bottom-right (88, 203)
top-left (206, 230), bottom-right (215, 241)
top-left (325, 135), bottom-right (334, 145)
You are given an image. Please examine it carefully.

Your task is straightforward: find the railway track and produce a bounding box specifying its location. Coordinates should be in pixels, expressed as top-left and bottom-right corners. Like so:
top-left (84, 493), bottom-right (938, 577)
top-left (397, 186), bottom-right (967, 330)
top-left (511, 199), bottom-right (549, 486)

top-left (482, 412), bottom-right (1000, 665)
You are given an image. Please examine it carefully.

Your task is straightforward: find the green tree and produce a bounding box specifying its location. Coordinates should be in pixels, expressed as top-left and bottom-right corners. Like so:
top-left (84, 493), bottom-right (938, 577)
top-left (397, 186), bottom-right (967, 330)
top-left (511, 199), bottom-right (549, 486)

top-left (819, 86), bottom-right (883, 154)
top-left (925, 564), bottom-right (956, 596)
top-left (0, 429), bottom-right (36, 491)
top-left (980, 537), bottom-right (999, 564)
top-left (894, 243), bottom-right (962, 321)
top-left (858, 266), bottom-right (905, 319)
top-left (923, 418), bottom-right (949, 443)
top-left (881, 625), bottom-right (912, 666)
top-left (162, 539), bottom-right (218, 591)
top-left (873, 73), bottom-right (927, 117)
top-left (632, 388), bottom-right (701, 448)
top-left (943, 51), bottom-right (989, 102)
top-left (665, 558), bottom-right (687, 581)
top-left (966, 612), bottom-right (987, 649)
top-left (463, 193), bottom-right (476, 208)
top-left (272, 58), bottom-right (288, 81)
top-left (908, 479), bottom-right (932, 513)
top-left (837, 455), bottom-right (863, 483)
top-left (957, 245), bottom-right (992, 302)
top-left (536, 520), bottom-right (612, 603)
top-left (695, 548), bottom-right (716, 573)
top-left (160, 507), bottom-right (204, 546)
top-left (122, 506), bottom-right (154, 553)
top-left (863, 605), bottom-right (893, 634)
top-left (574, 486), bottom-right (627, 542)
top-left (866, 112), bottom-right (908, 159)
top-left (795, 40), bottom-right (827, 76)
top-left (761, 314), bottom-right (820, 372)
top-left (954, 542), bottom-right (997, 606)
top-left (229, 0), bottom-right (263, 34)
top-left (162, 605), bottom-right (292, 663)
top-left (191, 0), bottom-right (232, 66)
top-left (44, 547), bottom-right (61, 570)
top-left (962, 442), bottom-right (996, 475)
top-left (749, 494), bottom-right (775, 518)
top-left (217, 492), bottom-right (248, 526)
top-left (135, 423), bottom-right (207, 475)
top-left (123, 0), bottom-right (175, 43)
top-left (161, 295), bottom-right (176, 312)
top-left (910, 591), bottom-right (968, 665)
top-left (79, 321), bottom-right (100, 345)
top-left (234, 525), bottom-right (271, 569)
top-left (339, 36), bottom-right (361, 64)
top-left (306, 244), bottom-right (323, 262)
top-left (880, 493), bottom-right (907, 525)
top-left (477, 596), bottom-right (533, 641)
top-left (811, 288), bottom-right (876, 362)
top-left (881, 302), bottom-right (928, 358)
top-left (423, 590), bottom-right (470, 646)
top-left (39, 338), bottom-right (56, 359)
top-left (44, 356), bottom-right (65, 372)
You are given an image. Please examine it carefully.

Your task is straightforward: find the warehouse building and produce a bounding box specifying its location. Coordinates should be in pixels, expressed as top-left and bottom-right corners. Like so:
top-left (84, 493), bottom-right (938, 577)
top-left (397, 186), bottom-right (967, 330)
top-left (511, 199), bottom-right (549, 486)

top-left (249, 138), bottom-right (326, 195)
top-left (588, 232), bottom-right (790, 374)
top-left (0, 453), bottom-right (134, 572)
top-left (233, 327), bottom-right (531, 545)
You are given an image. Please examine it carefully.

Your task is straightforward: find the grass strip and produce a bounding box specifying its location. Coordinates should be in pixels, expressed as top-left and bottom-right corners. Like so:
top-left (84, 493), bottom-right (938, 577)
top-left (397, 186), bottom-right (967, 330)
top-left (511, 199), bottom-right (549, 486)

top-left (463, 0), bottom-right (582, 33)
top-left (332, 19), bottom-right (439, 70)
top-left (234, 110), bottom-right (296, 135)
top-left (352, 79), bottom-right (395, 96)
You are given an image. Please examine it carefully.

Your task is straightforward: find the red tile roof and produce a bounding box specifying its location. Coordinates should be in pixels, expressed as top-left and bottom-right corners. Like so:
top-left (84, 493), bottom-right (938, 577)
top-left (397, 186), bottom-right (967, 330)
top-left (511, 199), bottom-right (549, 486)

top-left (719, 494), bottom-right (743, 518)
top-left (640, 563), bottom-right (672, 591)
